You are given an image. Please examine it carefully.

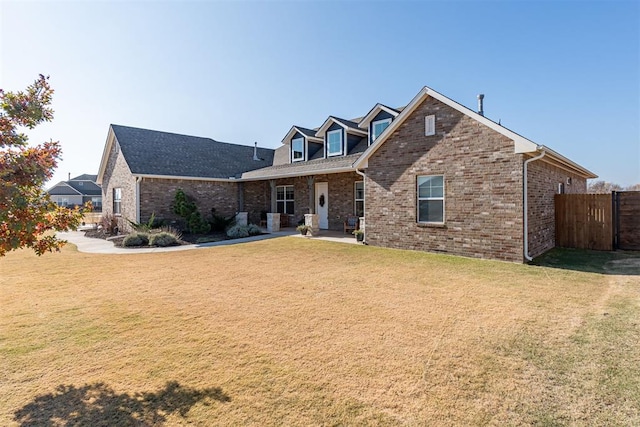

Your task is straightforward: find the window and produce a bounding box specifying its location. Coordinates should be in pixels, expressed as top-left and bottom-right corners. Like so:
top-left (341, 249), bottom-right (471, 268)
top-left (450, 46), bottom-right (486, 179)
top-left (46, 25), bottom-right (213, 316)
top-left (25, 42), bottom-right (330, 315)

top-left (425, 115), bottom-right (436, 136)
top-left (417, 175), bottom-right (444, 223)
top-left (327, 129), bottom-right (342, 156)
top-left (276, 185), bottom-right (294, 214)
top-left (291, 138), bottom-right (304, 162)
top-left (354, 181), bottom-right (364, 217)
top-left (92, 197), bottom-right (102, 212)
top-left (558, 183), bottom-right (565, 194)
top-left (113, 188), bottom-right (122, 215)
top-left (371, 118), bottom-right (391, 142)
top-left (55, 197), bottom-right (68, 207)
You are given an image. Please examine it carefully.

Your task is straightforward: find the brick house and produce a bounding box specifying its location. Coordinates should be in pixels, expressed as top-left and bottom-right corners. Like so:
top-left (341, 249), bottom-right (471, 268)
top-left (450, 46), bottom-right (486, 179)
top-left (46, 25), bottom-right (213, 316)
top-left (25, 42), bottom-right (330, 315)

top-left (97, 86), bottom-right (596, 262)
top-left (96, 125), bottom-right (274, 227)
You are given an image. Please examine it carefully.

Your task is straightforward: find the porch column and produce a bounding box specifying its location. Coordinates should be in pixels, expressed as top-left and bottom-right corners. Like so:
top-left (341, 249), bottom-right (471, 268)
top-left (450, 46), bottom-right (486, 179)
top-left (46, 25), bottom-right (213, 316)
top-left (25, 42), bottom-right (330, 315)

top-left (237, 182), bottom-right (244, 212)
top-left (269, 180), bottom-right (277, 213)
top-left (307, 176), bottom-right (315, 214)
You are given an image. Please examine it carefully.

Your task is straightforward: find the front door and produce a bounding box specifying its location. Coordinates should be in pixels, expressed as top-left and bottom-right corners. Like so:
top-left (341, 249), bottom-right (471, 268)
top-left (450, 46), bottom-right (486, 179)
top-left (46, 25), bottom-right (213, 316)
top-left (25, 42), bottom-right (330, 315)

top-left (315, 182), bottom-right (329, 229)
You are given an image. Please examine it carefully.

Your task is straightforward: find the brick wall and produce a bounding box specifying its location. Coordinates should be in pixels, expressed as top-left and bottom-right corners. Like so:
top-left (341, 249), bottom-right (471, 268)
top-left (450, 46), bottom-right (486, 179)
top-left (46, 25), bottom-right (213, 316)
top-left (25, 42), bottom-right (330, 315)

top-left (365, 96), bottom-right (525, 262)
top-left (101, 138), bottom-right (136, 231)
top-left (526, 159), bottom-right (587, 257)
top-left (243, 181), bottom-right (270, 224)
top-left (243, 172), bottom-right (362, 230)
top-left (313, 173), bottom-right (362, 230)
top-left (139, 178), bottom-right (238, 225)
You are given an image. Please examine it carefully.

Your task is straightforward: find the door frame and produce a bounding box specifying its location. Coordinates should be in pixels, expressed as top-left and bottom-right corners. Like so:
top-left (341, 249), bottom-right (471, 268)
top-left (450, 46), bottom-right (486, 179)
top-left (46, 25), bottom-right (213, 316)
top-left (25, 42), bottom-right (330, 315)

top-left (315, 182), bottom-right (329, 229)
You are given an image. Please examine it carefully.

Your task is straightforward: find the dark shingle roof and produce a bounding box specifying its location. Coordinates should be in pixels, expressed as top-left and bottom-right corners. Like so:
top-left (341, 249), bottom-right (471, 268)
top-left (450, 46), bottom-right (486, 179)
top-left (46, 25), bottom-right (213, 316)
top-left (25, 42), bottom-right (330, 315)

top-left (111, 125), bottom-right (274, 179)
top-left (47, 176), bottom-right (101, 196)
top-left (331, 116), bottom-right (362, 131)
top-left (242, 153), bottom-right (360, 179)
top-left (295, 126), bottom-right (319, 138)
top-left (47, 182), bottom-right (82, 196)
top-left (72, 174), bottom-right (98, 181)
top-left (67, 180), bottom-right (102, 196)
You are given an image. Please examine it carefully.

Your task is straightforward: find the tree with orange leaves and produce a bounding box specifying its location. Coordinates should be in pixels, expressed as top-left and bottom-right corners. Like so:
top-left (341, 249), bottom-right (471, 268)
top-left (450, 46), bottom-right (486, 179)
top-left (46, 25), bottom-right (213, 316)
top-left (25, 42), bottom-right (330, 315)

top-left (0, 75), bottom-right (84, 256)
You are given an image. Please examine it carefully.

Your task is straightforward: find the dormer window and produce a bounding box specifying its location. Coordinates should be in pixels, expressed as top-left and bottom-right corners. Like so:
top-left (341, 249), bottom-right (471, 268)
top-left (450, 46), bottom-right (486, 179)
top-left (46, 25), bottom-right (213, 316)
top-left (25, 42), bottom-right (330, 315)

top-left (327, 129), bottom-right (342, 156)
top-left (372, 118), bottom-right (391, 142)
top-left (291, 137), bottom-right (304, 162)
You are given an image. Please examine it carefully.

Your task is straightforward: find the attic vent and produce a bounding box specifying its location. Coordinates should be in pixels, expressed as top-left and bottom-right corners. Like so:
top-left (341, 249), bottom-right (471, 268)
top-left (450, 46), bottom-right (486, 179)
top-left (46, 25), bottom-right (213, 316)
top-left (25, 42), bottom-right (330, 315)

top-left (425, 115), bottom-right (436, 136)
top-left (78, 182), bottom-right (83, 186)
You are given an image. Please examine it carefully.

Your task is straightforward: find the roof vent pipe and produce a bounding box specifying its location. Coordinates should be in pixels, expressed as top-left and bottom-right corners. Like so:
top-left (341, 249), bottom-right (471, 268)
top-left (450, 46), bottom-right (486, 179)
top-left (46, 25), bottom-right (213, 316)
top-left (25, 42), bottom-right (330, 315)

top-left (68, 172), bottom-right (71, 181)
top-left (477, 94), bottom-right (485, 116)
top-left (253, 142), bottom-right (260, 161)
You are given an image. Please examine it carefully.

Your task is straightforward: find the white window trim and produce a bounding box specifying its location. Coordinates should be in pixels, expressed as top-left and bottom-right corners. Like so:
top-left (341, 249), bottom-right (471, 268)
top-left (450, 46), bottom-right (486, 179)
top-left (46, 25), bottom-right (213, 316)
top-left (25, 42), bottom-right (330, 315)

top-left (113, 187), bottom-right (122, 216)
top-left (425, 115), bottom-right (436, 136)
top-left (327, 129), bottom-right (343, 157)
top-left (417, 175), bottom-right (445, 224)
top-left (354, 181), bottom-right (364, 216)
top-left (276, 185), bottom-right (295, 214)
top-left (291, 137), bottom-right (304, 162)
top-left (371, 118), bottom-right (392, 143)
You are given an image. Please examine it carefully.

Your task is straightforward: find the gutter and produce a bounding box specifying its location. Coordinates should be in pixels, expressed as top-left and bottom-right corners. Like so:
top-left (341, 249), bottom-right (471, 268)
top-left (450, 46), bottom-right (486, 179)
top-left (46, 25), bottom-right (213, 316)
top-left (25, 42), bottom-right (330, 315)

top-left (523, 149), bottom-right (546, 262)
top-left (355, 168), bottom-right (366, 244)
top-left (135, 176), bottom-right (142, 223)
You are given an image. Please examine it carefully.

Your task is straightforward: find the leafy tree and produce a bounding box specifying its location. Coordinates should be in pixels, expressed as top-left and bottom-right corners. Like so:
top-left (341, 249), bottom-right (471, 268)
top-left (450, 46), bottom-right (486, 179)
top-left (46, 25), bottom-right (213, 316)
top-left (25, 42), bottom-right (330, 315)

top-left (0, 75), bottom-right (84, 256)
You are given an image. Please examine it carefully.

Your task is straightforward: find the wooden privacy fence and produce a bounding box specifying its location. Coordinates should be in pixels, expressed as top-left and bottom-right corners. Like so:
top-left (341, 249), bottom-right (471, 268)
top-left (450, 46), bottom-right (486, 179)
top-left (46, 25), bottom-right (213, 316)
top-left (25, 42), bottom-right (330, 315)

top-left (555, 194), bottom-right (613, 250)
top-left (555, 191), bottom-right (640, 251)
top-left (615, 191), bottom-right (640, 250)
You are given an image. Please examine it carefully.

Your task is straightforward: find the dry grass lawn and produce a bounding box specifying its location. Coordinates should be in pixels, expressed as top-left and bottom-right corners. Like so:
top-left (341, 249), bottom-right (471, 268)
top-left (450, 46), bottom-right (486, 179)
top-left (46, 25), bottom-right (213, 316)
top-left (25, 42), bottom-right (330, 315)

top-left (1, 237), bottom-right (639, 426)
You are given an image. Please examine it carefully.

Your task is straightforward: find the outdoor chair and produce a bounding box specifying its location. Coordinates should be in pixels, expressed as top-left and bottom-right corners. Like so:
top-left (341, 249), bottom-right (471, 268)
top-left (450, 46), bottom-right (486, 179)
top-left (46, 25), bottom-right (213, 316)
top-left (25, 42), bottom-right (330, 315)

top-left (343, 215), bottom-right (359, 234)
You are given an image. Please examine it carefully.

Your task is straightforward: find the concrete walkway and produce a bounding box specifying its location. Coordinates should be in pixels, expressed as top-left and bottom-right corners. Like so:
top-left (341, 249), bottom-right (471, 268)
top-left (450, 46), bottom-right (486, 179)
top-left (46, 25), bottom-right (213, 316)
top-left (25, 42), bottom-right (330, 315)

top-left (58, 229), bottom-right (358, 255)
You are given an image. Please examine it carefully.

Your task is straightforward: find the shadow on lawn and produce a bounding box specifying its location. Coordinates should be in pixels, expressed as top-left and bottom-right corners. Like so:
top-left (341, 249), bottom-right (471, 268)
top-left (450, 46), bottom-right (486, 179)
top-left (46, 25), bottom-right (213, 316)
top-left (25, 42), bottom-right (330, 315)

top-left (532, 247), bottom-right (640, 276)
top-left (14, 381), bottom-right (230, 426)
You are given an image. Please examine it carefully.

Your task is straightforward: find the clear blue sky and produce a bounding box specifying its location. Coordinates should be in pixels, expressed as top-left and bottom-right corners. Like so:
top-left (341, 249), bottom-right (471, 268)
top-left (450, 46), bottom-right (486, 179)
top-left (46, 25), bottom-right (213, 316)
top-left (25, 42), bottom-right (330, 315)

top-left (1, 1), bottom-right (638, 187)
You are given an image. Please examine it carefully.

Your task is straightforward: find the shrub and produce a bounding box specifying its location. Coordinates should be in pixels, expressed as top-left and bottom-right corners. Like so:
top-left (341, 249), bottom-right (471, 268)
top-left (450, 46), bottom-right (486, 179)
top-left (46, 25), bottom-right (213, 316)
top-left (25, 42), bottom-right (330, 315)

top-left (187, 211), bottom-right (211, 234)
top-left (149, 232), bottom-right (178, 247)
top-left (128, 212), bottom-right (165, 232)
top-left (226, 224), bottom-right (250, 239)
top-left (100, 213), bottom-right (119, 234)
top-left (160, 225), bottom-right (182, 241)
top-left (172, 189), bottom-right (210, 234)
top-left (247, 224), bottom-right (262, 236)
top-left (209, 208), bottom-right (235, 232)
top-left (123, 233), bottom-right (149, 247)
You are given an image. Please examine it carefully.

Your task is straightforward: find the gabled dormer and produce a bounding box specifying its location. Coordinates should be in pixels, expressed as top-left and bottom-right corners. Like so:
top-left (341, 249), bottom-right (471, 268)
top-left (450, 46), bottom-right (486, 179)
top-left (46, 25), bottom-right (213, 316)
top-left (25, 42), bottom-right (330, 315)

top-left (282, 126), bottom-right (323, 163)
top-left (358, 104), bottom-right (401, 145)
top-left (315, 117), bottom-right (367, 158)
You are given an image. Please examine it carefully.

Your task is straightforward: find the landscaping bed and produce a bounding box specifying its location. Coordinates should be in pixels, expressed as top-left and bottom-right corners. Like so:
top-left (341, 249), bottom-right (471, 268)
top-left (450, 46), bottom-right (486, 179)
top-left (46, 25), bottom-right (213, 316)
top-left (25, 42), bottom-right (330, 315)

top-left (84, 228), bottom-right (259, 248)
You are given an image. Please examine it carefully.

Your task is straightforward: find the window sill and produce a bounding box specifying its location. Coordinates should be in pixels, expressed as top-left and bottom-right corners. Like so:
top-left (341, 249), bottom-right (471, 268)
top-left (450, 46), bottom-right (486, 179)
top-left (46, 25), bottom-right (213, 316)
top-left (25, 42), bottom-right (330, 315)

top-left (417, 222), bottom-right (446, 229)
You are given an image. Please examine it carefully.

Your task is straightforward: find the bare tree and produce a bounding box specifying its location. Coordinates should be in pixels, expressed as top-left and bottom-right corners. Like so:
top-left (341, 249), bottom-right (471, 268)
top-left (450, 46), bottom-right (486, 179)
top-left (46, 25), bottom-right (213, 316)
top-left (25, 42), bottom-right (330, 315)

top-left (588, 180), bottom-right (623, 193)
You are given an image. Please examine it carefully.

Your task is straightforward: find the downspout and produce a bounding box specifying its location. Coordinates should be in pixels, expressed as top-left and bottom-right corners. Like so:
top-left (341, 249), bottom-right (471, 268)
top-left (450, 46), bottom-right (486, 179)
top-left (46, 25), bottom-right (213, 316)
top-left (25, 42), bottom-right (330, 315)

top-left (355, 168), bottom-right (366, 243)
top-left (135, 176), bottom-right (142, 223)
top-left (523, 149), bottom-right (545, 261)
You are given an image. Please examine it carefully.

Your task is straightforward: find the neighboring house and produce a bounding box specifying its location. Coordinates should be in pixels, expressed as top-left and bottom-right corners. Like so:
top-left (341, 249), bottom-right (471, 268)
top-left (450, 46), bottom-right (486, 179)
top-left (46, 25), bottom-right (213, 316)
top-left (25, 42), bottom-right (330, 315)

top-left (97, 86), bottom-right (596, 262)
top-left (47, 174), bottom-right (103, 212)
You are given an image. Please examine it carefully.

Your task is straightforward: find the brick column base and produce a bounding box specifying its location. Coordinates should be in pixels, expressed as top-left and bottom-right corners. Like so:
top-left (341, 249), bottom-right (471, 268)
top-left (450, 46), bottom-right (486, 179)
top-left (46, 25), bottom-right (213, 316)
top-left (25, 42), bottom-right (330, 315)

top-left (304, 214), bottom-right (319, 236)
